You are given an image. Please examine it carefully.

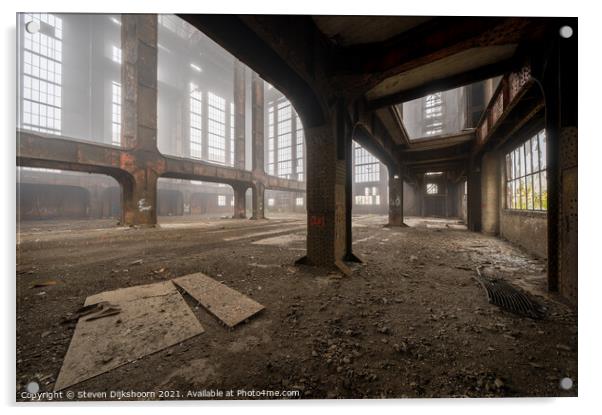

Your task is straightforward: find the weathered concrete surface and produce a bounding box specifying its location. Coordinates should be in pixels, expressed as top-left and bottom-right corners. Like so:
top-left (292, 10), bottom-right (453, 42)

top-left (500, 210), bottom-right (547, 259)
top-left (480, 150), bottom-right (500, 235)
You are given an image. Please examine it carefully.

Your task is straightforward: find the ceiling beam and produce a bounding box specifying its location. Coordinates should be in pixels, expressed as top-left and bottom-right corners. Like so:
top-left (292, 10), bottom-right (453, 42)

top-left (367, 58), bottom-right (515, 109)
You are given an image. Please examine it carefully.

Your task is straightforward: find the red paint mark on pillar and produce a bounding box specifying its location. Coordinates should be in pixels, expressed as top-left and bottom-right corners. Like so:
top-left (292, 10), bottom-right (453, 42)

top-left (310, 215), bottom-right (325, 227)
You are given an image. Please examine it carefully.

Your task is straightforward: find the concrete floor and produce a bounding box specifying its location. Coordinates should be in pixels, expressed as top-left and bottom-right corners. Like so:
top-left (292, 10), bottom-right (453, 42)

top-left (16, 214), bottom-right (577, 399)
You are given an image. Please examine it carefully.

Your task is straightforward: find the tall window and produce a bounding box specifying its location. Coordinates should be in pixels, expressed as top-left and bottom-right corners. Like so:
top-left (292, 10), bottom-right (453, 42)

top-left (355, 186), bottom-right (380, 205)
top-left (111, 45), bottom-right (122, 64)
top-left (296, 114), bottom-right (304, 181)
top-left (267, 105), bottom-right (275, 175)
top-left (111, 82), bottom-right (121, 145)
top-left (21, 13), bottom-right (63, 135)
top-left (207, 92), bottom-right (226, 165)
top-left (505, 130), bottom-right (547, 210)
top-left (229, 102), bottom-right (235, 166)
top-left (158, 15), bottom-right (196, 39)
top-left (354, 142), bottom-right (380, 183)
top-left (277, 100), bottom-right (293, 178)
top-left (265, 95), bottom-right (304, 180)
top-left (426, 183), bottom-right (439, 194)
top-left (424, 92), bottom-right (443, 136)
top-left (189, 83), bottom-right (203, 159)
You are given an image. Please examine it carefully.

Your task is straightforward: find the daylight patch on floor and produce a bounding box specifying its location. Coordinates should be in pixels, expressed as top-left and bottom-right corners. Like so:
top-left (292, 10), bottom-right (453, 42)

top-left (252, 232), bottom-right (305, 246)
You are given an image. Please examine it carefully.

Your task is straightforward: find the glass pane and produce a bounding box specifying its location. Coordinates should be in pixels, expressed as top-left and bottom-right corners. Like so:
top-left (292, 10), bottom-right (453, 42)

top-left (402, 84), bottom-right (473, 140)
top-left (506, 180), bottom-right (512, 208)
top-left (519, 145), bottom-right (526, 178)
top-left (525, 140), bottom-right (532, 175)
top-left (510, 151), bottom-right (515, 180)
top-left (539, 130), bottom-right (547, 170)
top-left (514, 179), bottom-right (521, 209)
top-left (531, 136), bottom-right (539, 172)
top-left (533, 172), bottom-right (541, 210)
top-left (519, 177), bottom-right (527, 210)
top-left (540, 170), bottom-right (548, 210)
top-left (505, 154), bottom-right (512, 180)
top-left (526, 174), bottom-right (533, 210)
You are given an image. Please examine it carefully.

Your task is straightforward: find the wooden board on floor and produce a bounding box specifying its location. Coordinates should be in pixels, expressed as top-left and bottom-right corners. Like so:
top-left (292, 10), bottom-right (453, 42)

top-left (54, 281), bottom-right (205, 391)
top-left (173, 273), bottom-right (264, 328)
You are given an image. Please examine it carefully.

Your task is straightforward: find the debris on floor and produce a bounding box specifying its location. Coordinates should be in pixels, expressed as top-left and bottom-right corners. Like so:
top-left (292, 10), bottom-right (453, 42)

top-left (62, 301), bottom-right (121, 324)
top-left (17, 215), bottom-right (577, 398)
top-left (54, 281), bottom-right (205, 391)
top-left (173, 272), bottom-right (265, 327)
top-left (30, 280), bottom-right (58, 288)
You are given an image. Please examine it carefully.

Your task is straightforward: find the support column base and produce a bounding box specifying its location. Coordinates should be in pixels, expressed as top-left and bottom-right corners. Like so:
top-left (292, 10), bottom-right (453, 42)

top-left (294, 255), bottom-right (355, 277)
top-left (385, 222), bottom-right (409, 228)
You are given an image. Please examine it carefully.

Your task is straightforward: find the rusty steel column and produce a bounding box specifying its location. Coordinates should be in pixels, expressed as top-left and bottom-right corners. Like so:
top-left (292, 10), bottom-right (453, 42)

top-left (250, 72), bottom-right (265, 220)
top-left (233, 59), bottom-right (246, 170)
top-left (120, 14), bottom-right (162, 226)
top-left (387, 167), bottom-right (406, 227)
top-left (232, 184), bottom-right (248, 219)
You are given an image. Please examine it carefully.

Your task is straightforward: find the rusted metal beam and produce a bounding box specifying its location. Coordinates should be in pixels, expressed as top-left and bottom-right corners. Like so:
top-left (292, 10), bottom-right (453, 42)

top-left (17, 130), bottom-right (306, 194)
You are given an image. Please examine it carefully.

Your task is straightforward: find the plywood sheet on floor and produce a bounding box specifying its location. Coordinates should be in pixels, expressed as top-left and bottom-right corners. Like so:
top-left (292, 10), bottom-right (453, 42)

top-left (173, 273), bottom-right (264, 328)
top-left (54, 281), bottom-right (205, 391)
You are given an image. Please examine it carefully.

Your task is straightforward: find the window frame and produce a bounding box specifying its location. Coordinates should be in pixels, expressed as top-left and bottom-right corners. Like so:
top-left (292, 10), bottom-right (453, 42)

top-left (20, 13), bottom-right (63, 135)
top-left (504, 129), bottom-right (547, 212)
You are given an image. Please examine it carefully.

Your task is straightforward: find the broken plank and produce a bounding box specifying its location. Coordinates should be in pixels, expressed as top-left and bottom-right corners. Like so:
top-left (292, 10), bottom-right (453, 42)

top-left (173, 272), bottom-right (264, 328)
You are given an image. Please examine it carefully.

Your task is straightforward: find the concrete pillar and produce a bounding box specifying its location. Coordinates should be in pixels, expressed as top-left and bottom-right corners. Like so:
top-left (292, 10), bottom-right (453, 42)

top-left (387, 167), bottom-right (406, 226)
top-left (417, 175), bottom-right (425, 217)
top-left (251, 73), bottom-right (264, 173)
top-left (232, 184), bottom-right (247, 219)
top-left (480, 150), bottom-right (500, 234)
top-left (233, 60), bottom-right (246, 169)
top-left (542, 20), bottom-right (577, 305)
top-left (298, 106), bottom-right (351, 269)
top-left (251, 182), bottom-right (265, 220)
top-left (250, 72), bottom-right (265, 220)
top-left (120, 14), bottom-right (161, 226)
top-left (467, 158), bottom-right (482, 232)
top-left (121, 15), bottom-right (158, 152)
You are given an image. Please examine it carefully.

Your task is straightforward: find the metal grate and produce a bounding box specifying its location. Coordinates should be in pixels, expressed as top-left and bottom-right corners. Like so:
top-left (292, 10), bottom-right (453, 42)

top-left (474, 267), bottom-right (547, 319)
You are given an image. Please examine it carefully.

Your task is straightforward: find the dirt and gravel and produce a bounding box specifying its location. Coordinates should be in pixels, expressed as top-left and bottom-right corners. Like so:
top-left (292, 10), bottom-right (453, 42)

top-left (16, 214), bottom-right (577, 400)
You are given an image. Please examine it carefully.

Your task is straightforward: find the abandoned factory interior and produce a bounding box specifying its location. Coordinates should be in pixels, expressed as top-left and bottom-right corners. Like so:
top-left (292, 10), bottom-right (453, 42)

top-left (15, 12), bottom-right (578, 400)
